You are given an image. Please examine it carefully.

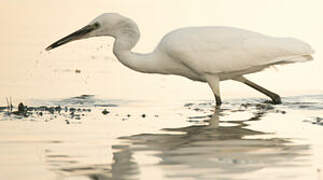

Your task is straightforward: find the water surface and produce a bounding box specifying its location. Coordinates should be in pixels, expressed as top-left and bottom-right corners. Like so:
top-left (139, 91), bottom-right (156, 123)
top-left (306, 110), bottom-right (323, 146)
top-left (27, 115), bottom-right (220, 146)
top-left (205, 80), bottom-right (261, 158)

top-left (1, 95), bottom-right (322, 180)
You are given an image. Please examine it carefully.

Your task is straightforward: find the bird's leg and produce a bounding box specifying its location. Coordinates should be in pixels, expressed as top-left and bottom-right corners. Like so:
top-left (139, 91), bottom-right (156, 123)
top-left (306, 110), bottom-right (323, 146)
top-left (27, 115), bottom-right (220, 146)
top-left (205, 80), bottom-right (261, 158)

top-left (215, 95), bottom-right (222, 106)
top-left (233, 76), bottom-right (282, 104)
top-left (205, 75), bottom-right (222, 107)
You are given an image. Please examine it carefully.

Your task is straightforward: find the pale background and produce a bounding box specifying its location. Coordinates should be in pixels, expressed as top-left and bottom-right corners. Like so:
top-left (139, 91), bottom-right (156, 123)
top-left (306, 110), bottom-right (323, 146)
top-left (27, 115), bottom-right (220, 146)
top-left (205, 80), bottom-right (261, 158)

top-left (1, 0), bottom-right (322, 102)
top-left (1, 2), bottom-right (323, 180)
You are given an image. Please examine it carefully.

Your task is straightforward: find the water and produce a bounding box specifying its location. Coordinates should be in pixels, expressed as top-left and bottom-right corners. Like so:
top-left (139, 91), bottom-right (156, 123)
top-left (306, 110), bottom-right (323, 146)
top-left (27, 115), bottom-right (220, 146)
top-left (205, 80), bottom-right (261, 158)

top-left (1, 95), bottom-right (323, 180)
top-left (1, 1), bottom-right (323, 179)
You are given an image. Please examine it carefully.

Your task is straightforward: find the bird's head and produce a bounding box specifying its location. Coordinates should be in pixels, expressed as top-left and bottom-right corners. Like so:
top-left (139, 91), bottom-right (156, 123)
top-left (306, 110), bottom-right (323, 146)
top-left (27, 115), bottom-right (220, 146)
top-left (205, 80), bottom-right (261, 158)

top-left (46, 13), bottom-right (139, 51)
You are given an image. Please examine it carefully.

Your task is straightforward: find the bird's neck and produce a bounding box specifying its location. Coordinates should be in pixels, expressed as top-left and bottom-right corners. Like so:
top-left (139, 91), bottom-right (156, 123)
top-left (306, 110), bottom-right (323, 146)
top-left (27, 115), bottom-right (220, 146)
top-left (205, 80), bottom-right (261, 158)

top-left (113, 34), bottom-right (160, 74)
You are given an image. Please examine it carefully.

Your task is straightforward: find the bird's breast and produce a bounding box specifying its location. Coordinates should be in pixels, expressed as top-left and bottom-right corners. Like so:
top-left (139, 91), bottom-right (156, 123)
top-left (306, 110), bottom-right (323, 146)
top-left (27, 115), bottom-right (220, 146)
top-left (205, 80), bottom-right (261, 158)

top-left (155, 51), bottom-right (205, 82)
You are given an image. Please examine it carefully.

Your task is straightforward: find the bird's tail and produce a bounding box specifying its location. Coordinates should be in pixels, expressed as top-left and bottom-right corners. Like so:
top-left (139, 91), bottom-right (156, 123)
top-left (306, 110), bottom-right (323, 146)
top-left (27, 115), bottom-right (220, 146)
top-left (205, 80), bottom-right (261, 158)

top-left (264, 38), bottom-right (314, 66)
top-left (275, 54), bottom-right (313, 65)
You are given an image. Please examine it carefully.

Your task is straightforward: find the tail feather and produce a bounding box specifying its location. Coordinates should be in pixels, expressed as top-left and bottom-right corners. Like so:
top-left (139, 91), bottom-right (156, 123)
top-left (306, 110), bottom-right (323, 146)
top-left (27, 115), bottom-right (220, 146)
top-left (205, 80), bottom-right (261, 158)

top-left (260, 37), bottom-right (314, 66)
top-left (264, 54), bottom-right (313, 67)
top-left (278, 37), bottom-right (314, 53)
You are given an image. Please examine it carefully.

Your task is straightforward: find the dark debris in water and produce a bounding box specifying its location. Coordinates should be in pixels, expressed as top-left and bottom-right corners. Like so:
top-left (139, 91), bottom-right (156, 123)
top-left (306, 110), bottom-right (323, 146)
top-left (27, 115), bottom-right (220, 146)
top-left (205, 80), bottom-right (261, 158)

top-left (183, 99), bottom-right (292, 125)
top-left (0, 101), bottom-right (92, 123)
top-left (303, 117), bottom-right (323, 126)
top-left (102, 109), bottom-right (110, 115)
top-left (184, 103), bottom-right (194, 107)
top-left (185, 100), bottom-right (287, 115)
top-left (183, 96), bottom-right (323, 128)
top-left (0, 95), bottom-right (122, 122)
top-left (11, 103), bottom-right (30, 117)
top-left (75, 69), bottom-right (81, 73)
top-left (74, 94), bottom-right (94, 99)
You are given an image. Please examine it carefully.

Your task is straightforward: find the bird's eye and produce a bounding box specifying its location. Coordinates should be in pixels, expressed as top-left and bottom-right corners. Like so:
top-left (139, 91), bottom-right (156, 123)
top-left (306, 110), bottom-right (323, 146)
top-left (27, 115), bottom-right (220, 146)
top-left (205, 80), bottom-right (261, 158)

top-left (93, 22), bottom-right (100, 28)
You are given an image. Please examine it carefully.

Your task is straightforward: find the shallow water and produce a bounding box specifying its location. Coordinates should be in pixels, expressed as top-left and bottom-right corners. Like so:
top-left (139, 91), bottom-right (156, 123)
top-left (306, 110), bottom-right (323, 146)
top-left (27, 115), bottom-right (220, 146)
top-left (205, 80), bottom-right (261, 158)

top-left (1, 1), bottom-right (323, 179)
top-left (1, 95), bottom-right (323, 180)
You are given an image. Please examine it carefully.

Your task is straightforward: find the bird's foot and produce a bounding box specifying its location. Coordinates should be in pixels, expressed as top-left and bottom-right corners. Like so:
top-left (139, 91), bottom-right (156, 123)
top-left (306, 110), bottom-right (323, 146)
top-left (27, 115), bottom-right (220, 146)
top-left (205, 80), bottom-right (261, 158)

top-left (214, 95), bottom-right (223, 113)
top-left (265, 94), bottom-right (282, 104)
top-left (215, 95), bottom-right (222, 106)
top-left (272, 98), bottom-right (282, 104)
top-left (271, 94), bottom-right (282, 104)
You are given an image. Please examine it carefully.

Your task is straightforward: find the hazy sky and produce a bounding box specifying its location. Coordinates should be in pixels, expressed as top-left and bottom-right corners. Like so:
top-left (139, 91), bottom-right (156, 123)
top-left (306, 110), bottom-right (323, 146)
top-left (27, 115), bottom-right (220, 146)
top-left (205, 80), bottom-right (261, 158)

top-left (0, 0), bottom-right (322, 101)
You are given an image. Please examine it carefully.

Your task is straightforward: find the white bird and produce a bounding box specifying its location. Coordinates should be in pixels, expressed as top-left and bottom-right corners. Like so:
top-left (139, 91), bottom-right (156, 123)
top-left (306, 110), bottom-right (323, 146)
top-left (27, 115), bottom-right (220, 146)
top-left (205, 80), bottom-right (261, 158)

top-left (46, 13), bottom-right (314, 106)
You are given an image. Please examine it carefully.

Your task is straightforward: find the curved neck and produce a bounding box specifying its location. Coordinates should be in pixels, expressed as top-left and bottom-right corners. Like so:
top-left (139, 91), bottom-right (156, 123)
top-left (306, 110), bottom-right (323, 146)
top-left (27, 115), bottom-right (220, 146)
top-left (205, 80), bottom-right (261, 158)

top-left (112, 32), bottom-right (161, 74)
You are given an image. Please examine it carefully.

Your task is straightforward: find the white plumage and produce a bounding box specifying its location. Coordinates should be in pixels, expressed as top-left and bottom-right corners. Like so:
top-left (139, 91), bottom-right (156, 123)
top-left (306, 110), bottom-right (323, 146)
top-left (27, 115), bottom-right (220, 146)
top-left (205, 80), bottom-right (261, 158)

top-left (46, 13), bottom-right (314, 105)
top-left (157, 27), bottom-right (314, 81)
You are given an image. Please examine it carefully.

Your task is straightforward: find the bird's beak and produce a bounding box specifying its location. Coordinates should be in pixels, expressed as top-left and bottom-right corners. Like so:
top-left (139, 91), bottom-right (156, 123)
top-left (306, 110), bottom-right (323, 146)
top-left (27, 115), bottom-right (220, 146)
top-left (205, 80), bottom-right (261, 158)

top-left (46, 24), bottom-right (98, 51)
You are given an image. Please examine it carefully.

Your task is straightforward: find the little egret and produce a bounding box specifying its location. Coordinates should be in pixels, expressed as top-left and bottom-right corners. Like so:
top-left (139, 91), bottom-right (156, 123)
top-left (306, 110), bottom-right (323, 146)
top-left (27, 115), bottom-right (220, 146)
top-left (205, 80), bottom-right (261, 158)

top-left (46, 13), bottom-right (314, 106)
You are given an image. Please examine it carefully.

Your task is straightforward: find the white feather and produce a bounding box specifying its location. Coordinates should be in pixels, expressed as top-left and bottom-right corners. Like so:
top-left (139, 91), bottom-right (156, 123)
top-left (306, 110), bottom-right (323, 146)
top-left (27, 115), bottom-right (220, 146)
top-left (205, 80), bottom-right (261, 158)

top-left (47, 13), bottom-right (315, 104)
top-left (156, 27), bottom-right (314, 81)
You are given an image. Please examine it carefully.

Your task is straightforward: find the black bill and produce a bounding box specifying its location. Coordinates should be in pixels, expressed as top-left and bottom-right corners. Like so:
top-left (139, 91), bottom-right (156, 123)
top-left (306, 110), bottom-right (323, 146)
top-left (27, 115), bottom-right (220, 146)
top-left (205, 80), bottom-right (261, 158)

top-left (46, 24), bottom-right (98, 51)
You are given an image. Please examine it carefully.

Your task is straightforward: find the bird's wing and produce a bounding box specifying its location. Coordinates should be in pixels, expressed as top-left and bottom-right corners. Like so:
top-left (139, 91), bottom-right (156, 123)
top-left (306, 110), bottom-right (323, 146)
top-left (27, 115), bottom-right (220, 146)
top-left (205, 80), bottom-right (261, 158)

top-left (159, 27), bottom-right (314, 75)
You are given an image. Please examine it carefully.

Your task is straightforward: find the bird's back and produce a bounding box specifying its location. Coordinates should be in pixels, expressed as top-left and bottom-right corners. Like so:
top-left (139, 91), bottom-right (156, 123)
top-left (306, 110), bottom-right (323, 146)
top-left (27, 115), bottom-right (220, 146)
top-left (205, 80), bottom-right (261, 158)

top-left (157, 26), bottom-right (314, 79)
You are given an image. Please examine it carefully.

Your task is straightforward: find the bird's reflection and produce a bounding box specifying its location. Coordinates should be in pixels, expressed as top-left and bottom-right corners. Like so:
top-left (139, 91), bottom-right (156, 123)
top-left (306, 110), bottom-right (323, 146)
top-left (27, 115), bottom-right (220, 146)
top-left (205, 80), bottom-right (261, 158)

top-left (52, 107), bottom-right (309, 180)
top-left (119, 112), bottom-right (309, 178)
